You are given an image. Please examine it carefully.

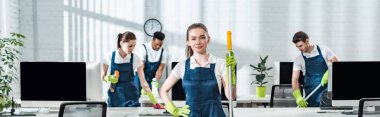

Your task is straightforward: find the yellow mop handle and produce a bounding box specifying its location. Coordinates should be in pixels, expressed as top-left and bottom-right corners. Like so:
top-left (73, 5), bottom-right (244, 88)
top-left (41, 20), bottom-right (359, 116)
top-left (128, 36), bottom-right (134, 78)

top-left (227, 30), bottom-right (233, 117)
top-left (227, 31), bottom-right (232, 51)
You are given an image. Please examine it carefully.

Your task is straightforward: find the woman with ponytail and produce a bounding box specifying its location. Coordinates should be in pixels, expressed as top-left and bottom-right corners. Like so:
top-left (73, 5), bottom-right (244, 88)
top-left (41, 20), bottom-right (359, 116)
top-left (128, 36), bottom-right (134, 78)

top-left (101, 31), bottom-right (142, 107)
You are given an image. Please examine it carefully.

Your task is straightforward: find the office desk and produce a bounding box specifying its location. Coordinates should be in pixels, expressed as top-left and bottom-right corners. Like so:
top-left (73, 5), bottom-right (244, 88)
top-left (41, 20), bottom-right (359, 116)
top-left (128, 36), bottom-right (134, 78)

top-left (6, 107), bottom-right (363, 117)
top-left (23, 107), bottom-right (168, 117)
top-left (234, 108), bottom-right (357, 117)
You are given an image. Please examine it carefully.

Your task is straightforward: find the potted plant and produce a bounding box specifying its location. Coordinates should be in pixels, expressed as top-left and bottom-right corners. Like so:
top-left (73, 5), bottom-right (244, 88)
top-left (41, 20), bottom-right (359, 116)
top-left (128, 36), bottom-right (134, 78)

top-left (250, 55), bottom-right (272, 98)
top-left (0, 33), bottom-right (25, 112)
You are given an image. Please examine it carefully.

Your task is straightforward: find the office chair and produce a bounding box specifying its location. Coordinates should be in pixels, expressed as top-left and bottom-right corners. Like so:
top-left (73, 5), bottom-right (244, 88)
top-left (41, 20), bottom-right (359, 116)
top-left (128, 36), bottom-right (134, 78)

top-left (358, 98), bottom-right (380, 117)
top-left (58, 102), bottom-right (107, 117)
top-left (270, 84), bottom-right (303, 108)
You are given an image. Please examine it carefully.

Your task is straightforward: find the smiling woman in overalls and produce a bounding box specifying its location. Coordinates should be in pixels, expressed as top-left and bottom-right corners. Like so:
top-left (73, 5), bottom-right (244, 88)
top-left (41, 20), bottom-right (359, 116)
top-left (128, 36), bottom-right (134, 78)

top-left (159, 23), bottom-right (236, 117)
top-left (134, 32), bottom-right (167, 109)
top-left (291, 31), bottom-right (339, 107)
top-left (101, 31), bottom-right (142, 107)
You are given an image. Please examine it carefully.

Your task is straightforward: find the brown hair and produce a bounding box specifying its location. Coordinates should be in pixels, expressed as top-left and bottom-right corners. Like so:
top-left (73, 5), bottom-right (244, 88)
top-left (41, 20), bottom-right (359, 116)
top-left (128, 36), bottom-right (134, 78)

top-left (117, 31), bottom-right (136, 48)
top-left (292, 31), bottom-right (309, 43)
top-left (185, 23), bottom-right (209, 58)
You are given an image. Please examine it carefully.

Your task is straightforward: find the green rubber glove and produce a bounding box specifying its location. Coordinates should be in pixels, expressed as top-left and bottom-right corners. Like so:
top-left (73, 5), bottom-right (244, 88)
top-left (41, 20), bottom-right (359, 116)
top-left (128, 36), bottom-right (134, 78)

top-left (165, 101), bottom-right (190, 117)
top-left (321, 70), bottom-right (329, 87)
top-left (147, 92), bottom-right (158, 105)
top-left (226, 51), bottom-right (237, 85)
top-left (141, 89), bottom-right (147, 95)
top-left (104, 75), bottom-right (118, 83)
top-left (293, 89), bottom-right (308, 108)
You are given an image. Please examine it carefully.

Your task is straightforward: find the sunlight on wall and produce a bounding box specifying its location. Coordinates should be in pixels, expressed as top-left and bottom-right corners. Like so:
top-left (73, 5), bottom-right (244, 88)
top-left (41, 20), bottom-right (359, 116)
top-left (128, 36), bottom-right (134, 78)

top-left (63, 0), bottom-right (145, 62)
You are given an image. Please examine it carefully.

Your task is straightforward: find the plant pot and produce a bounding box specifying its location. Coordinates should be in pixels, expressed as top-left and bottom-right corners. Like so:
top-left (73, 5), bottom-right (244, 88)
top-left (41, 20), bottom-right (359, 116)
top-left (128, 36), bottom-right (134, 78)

top-left (256, 86), bottom-right (266, 98)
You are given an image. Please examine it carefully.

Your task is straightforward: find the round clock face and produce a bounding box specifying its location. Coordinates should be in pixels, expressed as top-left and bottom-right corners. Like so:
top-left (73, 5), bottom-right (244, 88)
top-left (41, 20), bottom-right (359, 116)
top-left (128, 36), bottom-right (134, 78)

top-left (144, 18), bottom-right (162, 37)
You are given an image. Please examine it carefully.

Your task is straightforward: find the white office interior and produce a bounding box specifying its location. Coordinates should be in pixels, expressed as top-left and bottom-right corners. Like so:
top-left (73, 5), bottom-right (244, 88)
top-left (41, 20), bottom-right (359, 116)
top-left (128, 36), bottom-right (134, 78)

top-left (1, 0), bottom-right (380, 116)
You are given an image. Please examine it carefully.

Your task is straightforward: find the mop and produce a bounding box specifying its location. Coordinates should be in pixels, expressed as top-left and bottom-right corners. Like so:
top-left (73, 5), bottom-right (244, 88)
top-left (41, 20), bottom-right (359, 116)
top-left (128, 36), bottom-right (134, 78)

top-left (226, 31), bottom-right (234, 117)
top-left (305, 83), bottom-right (322, 101)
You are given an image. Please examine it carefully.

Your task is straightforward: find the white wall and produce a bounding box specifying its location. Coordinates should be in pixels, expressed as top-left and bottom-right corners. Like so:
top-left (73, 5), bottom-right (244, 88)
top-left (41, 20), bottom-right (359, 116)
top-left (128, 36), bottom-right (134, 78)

top-left (1, 0), bottom-right (19, 36)
top-left (20, 0), bottom-right (64, 61)
top-left (16, 0), bottom-right (380, 97)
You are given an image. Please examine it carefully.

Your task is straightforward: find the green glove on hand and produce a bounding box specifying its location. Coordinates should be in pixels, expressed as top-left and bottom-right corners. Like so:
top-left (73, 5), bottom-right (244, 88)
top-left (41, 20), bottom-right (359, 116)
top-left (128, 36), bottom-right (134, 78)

top-left (147, 92), bottom-right (158, 105)
top-left (321, 70), bottom-right (329, 87)
top-left (165, 101), bottom-right (190, 117)
top-left (104, 75), bottom-right (118, 84)
top-left (226, 51), bottom-right (237, 85)
top-left (147, 92), bottom-right (164, 109)
top-left (141, 89), bottom-right (147, 95)
top-left (293, 89), bottom-right (308, 108)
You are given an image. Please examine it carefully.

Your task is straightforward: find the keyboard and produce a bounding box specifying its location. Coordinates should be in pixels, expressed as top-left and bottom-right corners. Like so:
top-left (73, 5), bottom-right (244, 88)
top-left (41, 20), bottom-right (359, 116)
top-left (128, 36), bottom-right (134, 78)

top-left (139, 112), bottom-right (172, 116)
top-left (320, 106), bottom-right (353, 110)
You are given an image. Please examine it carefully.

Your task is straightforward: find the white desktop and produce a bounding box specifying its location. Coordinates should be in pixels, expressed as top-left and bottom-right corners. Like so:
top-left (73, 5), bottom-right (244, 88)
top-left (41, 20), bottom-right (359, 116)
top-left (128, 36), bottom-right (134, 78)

top-left (85, 61), bottom-right (103, 101)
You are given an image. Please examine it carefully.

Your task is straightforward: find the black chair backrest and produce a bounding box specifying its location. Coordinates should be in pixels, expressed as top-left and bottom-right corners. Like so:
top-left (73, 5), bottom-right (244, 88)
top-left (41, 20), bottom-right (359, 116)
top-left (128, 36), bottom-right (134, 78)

top-left (58, 101), bottom-right (107, 117)
top-left (358, 98), bottom-right (380, 117)
top-left (270, 84), bottom-right (303, 108)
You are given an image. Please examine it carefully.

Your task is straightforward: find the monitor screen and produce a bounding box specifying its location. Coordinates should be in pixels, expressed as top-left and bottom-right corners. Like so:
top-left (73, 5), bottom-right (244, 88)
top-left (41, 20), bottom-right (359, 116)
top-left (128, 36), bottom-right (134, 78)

top-left (171, 62), bottom-right (186, 101)
top-left (171, 62), bottom-right (231, 101)
top-left (332, 61), bottom-right (380, 106)
top-left (279, 62), bottom-right (304, 85)
top-left (20, 62), bottom-right (87, 105)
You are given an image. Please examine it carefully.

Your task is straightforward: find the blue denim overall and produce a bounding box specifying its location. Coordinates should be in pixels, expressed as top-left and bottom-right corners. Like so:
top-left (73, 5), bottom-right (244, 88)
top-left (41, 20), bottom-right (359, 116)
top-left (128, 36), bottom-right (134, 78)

top-left (135, 44), bottom-right (164, 97)
top-left (182, 58), bottom-right (225, 117)
top-left (302, 45), bottom-right (331, 107)
top-left (108, 51), bottom-right (140, 107)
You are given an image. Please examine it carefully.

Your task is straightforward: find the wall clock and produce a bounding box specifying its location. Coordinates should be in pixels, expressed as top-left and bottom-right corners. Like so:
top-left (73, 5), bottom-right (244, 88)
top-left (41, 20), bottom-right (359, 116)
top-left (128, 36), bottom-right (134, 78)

top-left (144, 18), bottom-right (162, 37)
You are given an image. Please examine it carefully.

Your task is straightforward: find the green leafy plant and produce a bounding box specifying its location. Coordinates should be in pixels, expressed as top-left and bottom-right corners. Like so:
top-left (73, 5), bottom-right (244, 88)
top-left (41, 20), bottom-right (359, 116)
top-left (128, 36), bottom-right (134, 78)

top-left (250, 55), bottom-right (273, 87)
top-left (0, 32), bottom-right (25, 112)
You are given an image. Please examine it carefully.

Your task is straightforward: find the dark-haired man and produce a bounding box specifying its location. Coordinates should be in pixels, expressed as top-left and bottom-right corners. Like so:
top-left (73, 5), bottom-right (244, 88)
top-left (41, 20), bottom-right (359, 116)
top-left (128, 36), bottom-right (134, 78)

top-left (291, 31), bottom-right (338, 107)
top-left (135, 32), bottom-right (167, 109)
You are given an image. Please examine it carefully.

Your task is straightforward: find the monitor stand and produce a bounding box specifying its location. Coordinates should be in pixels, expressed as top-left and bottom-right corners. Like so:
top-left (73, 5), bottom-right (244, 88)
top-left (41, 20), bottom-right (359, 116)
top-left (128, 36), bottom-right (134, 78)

top-left (341, 106), bottom-right (358, 115)
top-left (37, 107), bottom-right (59, 113)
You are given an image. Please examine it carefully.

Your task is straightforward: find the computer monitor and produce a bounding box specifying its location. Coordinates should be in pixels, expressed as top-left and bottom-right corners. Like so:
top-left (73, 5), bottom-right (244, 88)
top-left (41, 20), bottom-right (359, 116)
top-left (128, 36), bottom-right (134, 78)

top-left (20, 62), bottom-right (87, 107)
top-left (171, 62), bottom-right (232, 101)
top-left (332, 61), bottom-right (380, 107)
top-left (279, 62), bottom-right (304, 85)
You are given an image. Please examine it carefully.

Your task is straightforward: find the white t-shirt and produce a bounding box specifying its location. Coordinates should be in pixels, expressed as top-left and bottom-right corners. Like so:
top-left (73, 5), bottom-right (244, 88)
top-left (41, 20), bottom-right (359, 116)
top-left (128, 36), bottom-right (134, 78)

top-left (102, 50), bottom-right (142, 74)
top-left (135, 42), bottom-right (167, 64)
top-left (171, 54), bottom-right (227, 93)
top-left (293, 44), bottom-right (336, 75)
